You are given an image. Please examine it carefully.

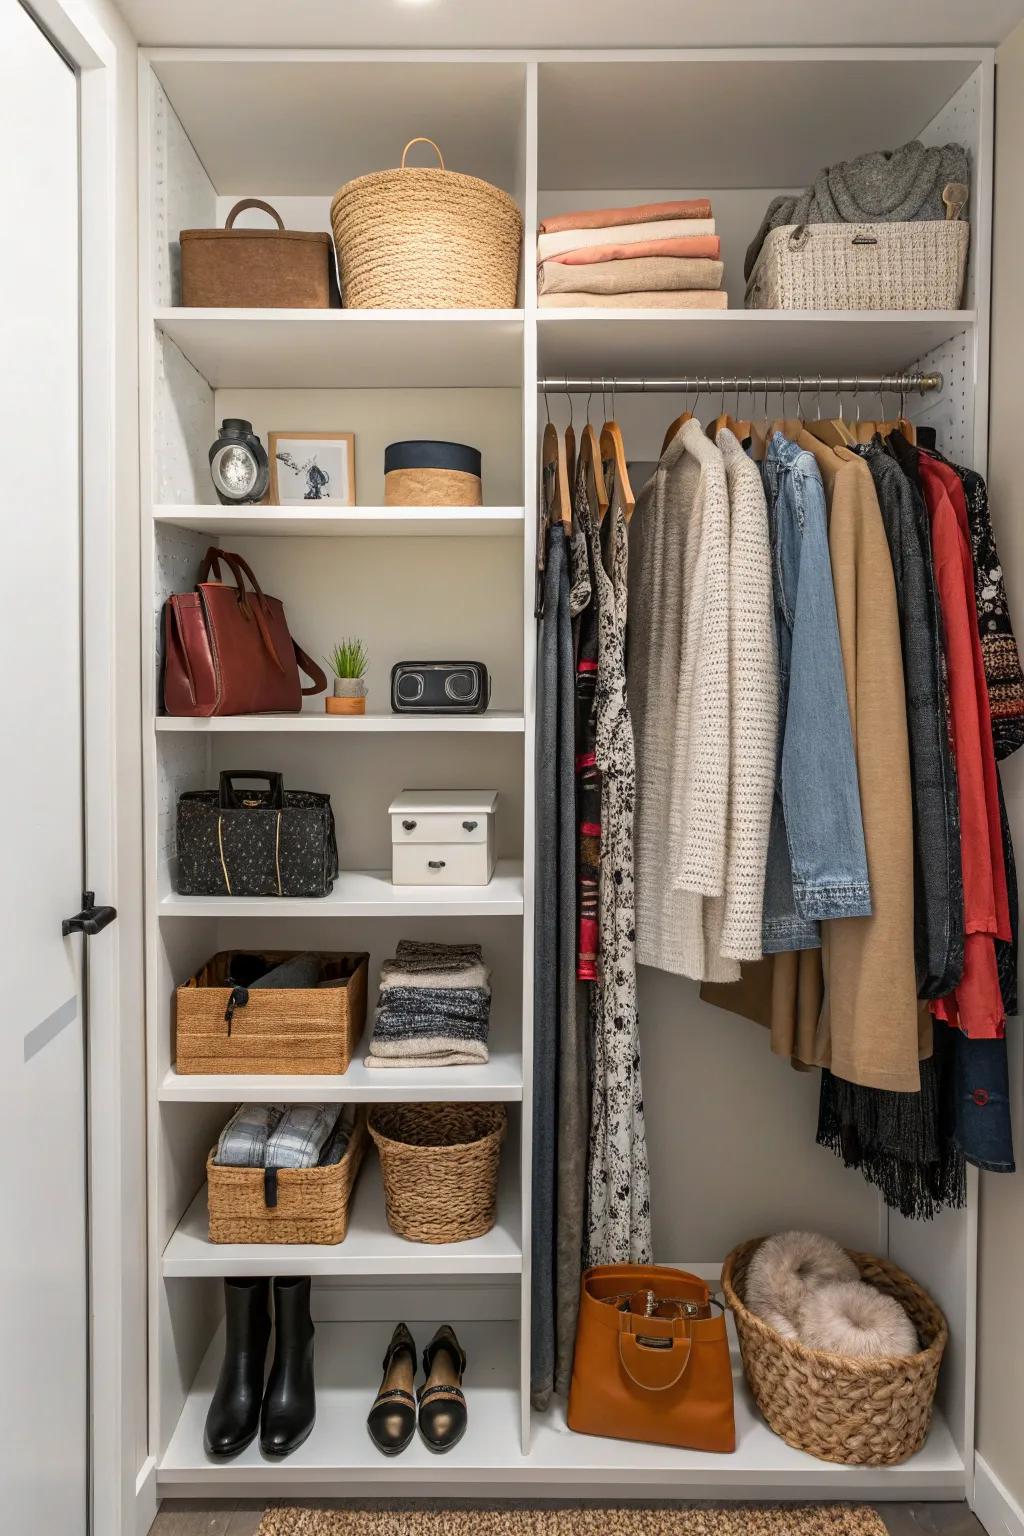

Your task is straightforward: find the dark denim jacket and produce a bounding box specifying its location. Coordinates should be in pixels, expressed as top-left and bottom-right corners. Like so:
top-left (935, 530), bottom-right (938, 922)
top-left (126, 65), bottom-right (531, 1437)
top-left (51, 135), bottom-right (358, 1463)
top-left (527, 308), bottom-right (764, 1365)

top-left (760, 433), bottom-right (871, 952)
top-left (856, 441), bottom-right (964, 998)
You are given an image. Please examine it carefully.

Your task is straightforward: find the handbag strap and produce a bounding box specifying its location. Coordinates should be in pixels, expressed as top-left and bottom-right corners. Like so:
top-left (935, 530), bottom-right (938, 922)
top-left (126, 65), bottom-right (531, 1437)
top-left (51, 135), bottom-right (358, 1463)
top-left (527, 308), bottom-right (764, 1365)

top-left (617, 1315), bottom-right (693, 1393)
top-left (219, 771), bottom-right (286, 810)
top-left (293, 641), bottom-right (328, 697)
top-left (198, 546), bottom-right (287, 676)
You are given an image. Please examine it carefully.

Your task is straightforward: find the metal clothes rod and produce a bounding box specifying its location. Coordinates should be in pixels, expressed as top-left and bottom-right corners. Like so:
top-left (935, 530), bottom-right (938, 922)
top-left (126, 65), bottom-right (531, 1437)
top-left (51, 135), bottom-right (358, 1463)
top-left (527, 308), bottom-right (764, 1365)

top-left (539, 373), bottom-right (942, 395)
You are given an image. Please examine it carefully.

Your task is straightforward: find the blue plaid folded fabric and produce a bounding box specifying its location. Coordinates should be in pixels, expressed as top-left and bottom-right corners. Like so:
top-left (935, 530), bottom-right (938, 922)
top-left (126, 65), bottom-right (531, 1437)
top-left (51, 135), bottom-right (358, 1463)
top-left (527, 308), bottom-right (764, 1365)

top-left (214, 1103), bottom-right (286, 1167)
top-left (265, 1103), bottom-right (339, 1169)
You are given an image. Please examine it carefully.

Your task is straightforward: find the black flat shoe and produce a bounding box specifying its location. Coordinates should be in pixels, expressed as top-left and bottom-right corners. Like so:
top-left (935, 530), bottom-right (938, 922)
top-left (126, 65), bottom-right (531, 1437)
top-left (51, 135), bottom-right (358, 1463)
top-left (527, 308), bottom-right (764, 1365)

top-left (418, 1324), bottom-right (468, 1453)
top-left (260, 1276), bottom-right (315, 1458)
top-left (204, 1277), bottom-right (271, 1458)
top-left (367, 1322), bottom-right (418, 1456)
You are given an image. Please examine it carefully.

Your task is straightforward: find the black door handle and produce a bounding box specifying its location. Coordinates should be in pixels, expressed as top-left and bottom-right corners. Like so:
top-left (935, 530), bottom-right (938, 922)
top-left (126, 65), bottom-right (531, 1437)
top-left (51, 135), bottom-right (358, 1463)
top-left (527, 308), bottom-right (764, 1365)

top-left (62, 891), bottom-right (117, 937)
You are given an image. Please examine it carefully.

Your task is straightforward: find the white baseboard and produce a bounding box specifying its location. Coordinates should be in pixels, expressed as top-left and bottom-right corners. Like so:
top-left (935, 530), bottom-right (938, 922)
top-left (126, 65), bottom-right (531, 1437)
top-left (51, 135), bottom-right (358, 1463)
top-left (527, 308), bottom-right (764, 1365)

top-left (974, 1454), bottom-right (1024, 1536)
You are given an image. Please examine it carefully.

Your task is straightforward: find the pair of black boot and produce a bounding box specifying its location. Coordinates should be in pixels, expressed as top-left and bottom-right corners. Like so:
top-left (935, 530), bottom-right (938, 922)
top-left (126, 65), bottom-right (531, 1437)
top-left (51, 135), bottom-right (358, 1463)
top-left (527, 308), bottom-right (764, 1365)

top-left (204, 1276), bottom-right (315, 1459)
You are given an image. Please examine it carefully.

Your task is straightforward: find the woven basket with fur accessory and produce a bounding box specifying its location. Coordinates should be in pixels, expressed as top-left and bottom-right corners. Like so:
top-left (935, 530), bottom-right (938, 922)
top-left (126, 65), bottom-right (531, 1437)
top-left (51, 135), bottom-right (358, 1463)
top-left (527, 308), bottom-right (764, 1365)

top-left (330, 138), bottom-right (523, 310)
top-left (722, 1237), bottom-right (947, 1466)
top-left (368, 1102), bottom-right (506, 1243)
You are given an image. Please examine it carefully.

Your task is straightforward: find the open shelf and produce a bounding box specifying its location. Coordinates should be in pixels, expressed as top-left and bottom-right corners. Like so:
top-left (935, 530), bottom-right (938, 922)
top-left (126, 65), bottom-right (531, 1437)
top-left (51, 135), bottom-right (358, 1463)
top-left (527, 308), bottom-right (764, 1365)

top-left (158, 861), bottom-right (525, 918)
top-left (157, 1317), bottom-right (962, 1497)
top-left (155, 711), bottom-right (526, 734)
top-left (159, 1051), bottom-right (524, 1103)
top-left (154, 309), bottom-right (525, 389)
top-left (154, 506), bottom-right (526, 538)
top-left (537, 310), bottom-right (975, 379)
top-left (158, 1319), bottom-right (523, 1488)
top-left (162, 1158), bottom-right (523, 1278)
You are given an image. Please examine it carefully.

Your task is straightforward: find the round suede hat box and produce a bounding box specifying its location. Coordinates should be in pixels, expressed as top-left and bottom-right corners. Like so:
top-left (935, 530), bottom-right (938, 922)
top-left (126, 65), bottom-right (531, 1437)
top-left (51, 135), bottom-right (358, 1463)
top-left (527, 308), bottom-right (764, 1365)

top-left (384, 440), bottom-right (482, 507)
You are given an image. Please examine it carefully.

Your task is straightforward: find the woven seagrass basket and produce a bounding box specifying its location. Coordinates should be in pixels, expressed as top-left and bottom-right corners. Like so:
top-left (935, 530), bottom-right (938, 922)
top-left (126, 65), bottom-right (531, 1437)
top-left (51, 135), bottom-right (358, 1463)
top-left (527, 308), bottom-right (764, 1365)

top-left (721, 1238), bottom-right (947, 1466)
top-left (330, 138), bottom-right (522, 309)
top-left (368, 1102), bottom-right (506, 1243)
top-left (175, 951), bottom-right (368, 1075)
top-left (206, 1110), bottom-right (367, 1245)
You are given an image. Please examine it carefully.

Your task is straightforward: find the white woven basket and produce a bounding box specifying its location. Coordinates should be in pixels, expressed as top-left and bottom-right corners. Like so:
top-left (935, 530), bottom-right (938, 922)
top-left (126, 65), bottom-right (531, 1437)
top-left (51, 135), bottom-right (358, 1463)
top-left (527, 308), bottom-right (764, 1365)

top-left (330, 137), bottom-right (523, 310)
top-left (745, 221), bottom-right (969, 310)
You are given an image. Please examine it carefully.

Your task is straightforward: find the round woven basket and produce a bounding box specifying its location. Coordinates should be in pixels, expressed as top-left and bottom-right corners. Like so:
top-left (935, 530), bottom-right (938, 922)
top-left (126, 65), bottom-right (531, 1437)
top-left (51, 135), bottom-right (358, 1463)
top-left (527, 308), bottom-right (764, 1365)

top-left (330, 138), bottom-right (523, 310)
top-left (721, 1239), bottom-right (948, 1466)
top-left (368, 1102), bottom-right (506, 1244)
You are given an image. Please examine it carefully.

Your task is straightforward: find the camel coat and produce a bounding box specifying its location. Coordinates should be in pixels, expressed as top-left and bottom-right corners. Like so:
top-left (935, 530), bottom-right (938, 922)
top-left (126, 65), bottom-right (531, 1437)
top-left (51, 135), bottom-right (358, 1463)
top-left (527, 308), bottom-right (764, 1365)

top-left (704, 435), bottom-right (924, 1092)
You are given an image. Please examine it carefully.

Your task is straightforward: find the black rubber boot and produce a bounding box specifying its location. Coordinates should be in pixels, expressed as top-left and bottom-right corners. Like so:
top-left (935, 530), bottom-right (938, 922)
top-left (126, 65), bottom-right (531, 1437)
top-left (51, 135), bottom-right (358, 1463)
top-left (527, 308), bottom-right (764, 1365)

top-left (203, 1277), bottom-right (271, 1458)
top-left (260, 1276), bottom-right (316, 1457)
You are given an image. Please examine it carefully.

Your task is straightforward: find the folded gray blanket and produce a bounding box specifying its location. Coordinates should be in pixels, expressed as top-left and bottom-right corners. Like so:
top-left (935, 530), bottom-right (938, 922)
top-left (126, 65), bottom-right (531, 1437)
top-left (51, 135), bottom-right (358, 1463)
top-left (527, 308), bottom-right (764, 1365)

top-left (214, 1102), bottom-right (354, 1169)
top-left (376, 986), bottom-right (491, 1024)
top-left (266, 1103), bottom-right (339, 1169)
top-left (393, 940), bottom-right (483, 973)
top-left (379, 958), bottom-right (491, 991)
top-left (744, 138), bottom-right (969, 278)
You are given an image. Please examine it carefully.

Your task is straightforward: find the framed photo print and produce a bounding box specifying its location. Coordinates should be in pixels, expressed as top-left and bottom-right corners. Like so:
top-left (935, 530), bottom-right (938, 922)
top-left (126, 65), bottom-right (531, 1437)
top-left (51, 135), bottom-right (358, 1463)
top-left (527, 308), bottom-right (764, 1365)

top-left (269, 431), bottom-right (356, 507)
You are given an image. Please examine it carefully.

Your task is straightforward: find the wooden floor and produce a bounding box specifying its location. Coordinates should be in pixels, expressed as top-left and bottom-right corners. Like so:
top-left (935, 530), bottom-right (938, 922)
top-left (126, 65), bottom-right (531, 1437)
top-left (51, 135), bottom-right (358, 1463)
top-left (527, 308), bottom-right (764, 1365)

top-left (149, 1500), bottom-right (988, 1535)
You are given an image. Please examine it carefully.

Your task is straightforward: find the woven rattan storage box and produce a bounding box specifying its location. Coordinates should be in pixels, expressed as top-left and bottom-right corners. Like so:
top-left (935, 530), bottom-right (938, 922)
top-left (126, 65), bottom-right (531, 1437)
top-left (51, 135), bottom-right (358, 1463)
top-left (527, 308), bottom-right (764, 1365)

top-left (745, 220), bottom-right (969, 310)
top-left (175, 951), bottom-right (368, 1075)
top-left (207, 1111), bottom-right (368, 1245)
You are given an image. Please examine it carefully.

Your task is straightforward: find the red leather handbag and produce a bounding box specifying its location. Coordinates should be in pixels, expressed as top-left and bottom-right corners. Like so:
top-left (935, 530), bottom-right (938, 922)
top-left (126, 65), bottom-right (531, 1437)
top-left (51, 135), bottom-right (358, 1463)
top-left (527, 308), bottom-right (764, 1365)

top-left (163, 547), bottom-right (326, 716)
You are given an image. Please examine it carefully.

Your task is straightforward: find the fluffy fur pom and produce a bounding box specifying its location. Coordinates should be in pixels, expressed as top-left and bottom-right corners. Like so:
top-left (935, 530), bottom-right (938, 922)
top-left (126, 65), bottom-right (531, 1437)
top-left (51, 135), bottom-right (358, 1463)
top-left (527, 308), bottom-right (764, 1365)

top-left (744, 1231), bottom-right (860, 1337)
top-left (799, 1280), bottom-right (919, 1358)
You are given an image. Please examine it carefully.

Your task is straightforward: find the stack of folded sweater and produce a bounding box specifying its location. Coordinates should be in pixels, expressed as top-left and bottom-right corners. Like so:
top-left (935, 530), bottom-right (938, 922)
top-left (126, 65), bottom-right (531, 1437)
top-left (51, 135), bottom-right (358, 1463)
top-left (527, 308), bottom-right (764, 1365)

top-left (537, 197), bottom-right (726, 309)
top-left (364, 940), bottom-right (492, 1068)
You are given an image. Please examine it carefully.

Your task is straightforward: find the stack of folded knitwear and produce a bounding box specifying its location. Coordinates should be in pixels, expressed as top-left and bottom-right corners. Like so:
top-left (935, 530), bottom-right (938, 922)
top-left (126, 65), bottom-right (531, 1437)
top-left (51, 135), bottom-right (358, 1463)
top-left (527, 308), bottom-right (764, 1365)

top-left (364, 940), bottom-right (492, 1069)
top-left (537, 197), bottom-right (726, 308)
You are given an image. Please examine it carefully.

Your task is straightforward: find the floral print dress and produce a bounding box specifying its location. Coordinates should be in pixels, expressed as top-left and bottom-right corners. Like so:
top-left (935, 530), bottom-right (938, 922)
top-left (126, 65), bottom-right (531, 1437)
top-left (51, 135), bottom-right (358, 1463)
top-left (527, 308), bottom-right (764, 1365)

top-left (584, 473), bottom-right (653, 1266)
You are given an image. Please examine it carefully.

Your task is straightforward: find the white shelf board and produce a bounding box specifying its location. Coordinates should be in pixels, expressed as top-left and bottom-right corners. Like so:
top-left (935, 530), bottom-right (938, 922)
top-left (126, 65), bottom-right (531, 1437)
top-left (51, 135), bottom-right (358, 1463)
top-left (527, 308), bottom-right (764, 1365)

top-left (159, 1051), bottom-right (524, 1103)
top-left (157, 1318), bottom-right (962, 1497)
top-left (154, 309), bottom-right (525, 389)
top-left (162, 1159), bottom-right (522, 1278)
top-left (155, 711), bottom-right (526, 734)
top-left (537, 310), bottom-right (975, 379)
top-left (154, 505), bottom-right (526, 538)
top-left (158, 861), bottom-right (525, 918)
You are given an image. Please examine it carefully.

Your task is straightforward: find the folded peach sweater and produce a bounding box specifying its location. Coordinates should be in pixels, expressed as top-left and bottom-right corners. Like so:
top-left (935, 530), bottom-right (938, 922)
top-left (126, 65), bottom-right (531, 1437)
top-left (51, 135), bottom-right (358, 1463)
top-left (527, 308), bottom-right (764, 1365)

top-left (539, 255), bottom-right (724, 296)
top-left (538, 290), bottom-right (729, 309)
top-left (537, 218), bottom-right (715, 261)
top-left (549, 234), bottom-right (721, 265)
top-left (540, 199), bottom-right (712, 234)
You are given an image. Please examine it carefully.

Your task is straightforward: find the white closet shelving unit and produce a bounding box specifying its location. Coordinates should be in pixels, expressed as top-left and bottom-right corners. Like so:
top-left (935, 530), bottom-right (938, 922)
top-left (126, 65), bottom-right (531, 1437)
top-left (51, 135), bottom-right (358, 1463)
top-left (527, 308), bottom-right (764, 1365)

top-left (140, 45), bottom-right (993, 1502)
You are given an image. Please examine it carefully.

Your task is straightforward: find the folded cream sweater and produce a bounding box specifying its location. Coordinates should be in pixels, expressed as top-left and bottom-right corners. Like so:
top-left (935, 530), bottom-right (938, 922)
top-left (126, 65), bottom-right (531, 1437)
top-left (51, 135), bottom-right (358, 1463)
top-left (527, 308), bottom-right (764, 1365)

top-left (537, 218), bottom-right (715, 260)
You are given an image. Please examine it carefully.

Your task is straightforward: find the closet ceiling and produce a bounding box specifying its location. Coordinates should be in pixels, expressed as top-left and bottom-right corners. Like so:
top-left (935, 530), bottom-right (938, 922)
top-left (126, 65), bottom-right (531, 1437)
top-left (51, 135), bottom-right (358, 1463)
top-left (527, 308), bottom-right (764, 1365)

top-left (115, 0), bottom-right (1024, 47)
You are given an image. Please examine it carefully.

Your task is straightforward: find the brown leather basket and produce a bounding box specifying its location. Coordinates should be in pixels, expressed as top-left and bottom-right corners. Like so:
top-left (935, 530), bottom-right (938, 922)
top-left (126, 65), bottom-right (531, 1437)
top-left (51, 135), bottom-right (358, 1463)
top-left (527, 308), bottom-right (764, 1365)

top-left (180, 198), bottom-right (334, 308)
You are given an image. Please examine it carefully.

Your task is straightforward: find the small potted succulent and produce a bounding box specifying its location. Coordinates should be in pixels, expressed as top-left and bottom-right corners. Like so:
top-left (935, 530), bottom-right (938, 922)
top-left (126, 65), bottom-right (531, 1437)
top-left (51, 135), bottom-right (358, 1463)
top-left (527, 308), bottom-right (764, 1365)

top-left (325, 637), bottom-right (369, 715)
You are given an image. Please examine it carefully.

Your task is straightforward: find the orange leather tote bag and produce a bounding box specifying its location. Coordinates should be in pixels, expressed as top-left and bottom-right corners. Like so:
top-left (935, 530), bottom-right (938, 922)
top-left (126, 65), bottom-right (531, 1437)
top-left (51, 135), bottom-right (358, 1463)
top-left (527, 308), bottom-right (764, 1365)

top-left (567, 1264), bottom-right (736, 1453)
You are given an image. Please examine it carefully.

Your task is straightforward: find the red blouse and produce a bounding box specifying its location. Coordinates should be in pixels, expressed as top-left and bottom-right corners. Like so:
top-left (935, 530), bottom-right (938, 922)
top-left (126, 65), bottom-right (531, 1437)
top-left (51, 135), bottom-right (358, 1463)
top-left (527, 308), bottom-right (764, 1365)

top-left (919, 454), bottom-right (1009, 1038)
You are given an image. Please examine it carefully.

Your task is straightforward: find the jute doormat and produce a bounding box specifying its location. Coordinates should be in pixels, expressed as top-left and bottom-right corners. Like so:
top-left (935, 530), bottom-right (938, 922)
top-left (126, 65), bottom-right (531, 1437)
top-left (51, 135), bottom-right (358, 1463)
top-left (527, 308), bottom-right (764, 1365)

top-left (256, 1506), bottom-right (889, 1536)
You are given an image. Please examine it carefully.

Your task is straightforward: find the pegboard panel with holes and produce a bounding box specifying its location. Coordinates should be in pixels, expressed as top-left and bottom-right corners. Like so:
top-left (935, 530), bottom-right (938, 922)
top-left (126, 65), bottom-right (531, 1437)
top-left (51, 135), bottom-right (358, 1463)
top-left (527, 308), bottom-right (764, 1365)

top-left (150, 77), bottom-right (216, 308)
top-left (156, 735), bottom-right (209, 867)
top-left (919, 68), bottom-right (980, 309)
top-left (154, 331), bottom-right (216, 505)
top-left (905, 329), bottom-right (974, 467)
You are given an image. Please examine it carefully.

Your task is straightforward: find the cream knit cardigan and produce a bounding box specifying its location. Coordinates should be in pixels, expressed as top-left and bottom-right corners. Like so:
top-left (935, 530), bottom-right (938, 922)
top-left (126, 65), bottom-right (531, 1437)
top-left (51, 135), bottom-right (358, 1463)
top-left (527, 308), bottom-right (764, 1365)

top-left (629, 423), bottom-right (776, 980)
top-left (708, 430), bottom-right (778, 965)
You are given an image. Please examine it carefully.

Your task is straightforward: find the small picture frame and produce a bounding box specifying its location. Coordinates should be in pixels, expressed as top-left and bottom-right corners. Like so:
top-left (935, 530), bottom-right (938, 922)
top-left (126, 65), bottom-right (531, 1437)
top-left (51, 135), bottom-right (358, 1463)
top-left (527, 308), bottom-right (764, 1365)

top-left (268, 431), bottom-right (356, 507)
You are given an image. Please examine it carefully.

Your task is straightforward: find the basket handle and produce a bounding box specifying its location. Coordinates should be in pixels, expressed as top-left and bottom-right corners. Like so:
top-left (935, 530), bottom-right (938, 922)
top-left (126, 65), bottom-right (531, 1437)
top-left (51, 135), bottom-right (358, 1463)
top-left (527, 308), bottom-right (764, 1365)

top-left (225, 198), bottom-right (286, 230)
top-left (400, 137), bottom-right (445, 172)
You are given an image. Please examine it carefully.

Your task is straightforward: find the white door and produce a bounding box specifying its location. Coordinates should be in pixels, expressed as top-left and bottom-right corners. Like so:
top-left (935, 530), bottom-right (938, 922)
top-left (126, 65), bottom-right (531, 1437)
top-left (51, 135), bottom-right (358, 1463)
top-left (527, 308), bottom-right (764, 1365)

top-left (0, 3), bottom-right (88, 1532)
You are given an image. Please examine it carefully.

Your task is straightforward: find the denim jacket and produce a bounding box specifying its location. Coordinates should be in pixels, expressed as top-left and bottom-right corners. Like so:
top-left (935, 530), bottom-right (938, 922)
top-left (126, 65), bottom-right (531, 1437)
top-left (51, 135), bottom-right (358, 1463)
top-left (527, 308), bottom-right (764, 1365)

top-left (760, 432), bottom-right (871, 951)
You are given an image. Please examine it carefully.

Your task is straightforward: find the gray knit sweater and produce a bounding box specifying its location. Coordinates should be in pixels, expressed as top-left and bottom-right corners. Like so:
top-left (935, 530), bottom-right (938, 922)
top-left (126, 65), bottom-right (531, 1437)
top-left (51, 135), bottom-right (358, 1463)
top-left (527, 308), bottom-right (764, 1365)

top-left (745, 138), bottom-right (970, 278)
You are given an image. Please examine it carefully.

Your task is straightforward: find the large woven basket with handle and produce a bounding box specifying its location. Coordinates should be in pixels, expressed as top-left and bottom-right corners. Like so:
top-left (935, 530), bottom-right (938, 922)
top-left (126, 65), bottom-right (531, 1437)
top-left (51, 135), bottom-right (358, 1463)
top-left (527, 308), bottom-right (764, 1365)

top-left (330, 138), bottom-right (522, 309)
top-left (368, 1102), bottom-right (506, 1243)
top-left (721, 1239), bottom-right (947, 1466)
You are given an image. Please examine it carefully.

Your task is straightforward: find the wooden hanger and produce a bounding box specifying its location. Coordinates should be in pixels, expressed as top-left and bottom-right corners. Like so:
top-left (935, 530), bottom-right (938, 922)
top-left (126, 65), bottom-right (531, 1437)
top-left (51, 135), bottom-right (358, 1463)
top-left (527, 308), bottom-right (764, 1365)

top-left (561, 378), bottom-right (577, 484)
top-left (798, 375), bottom-right (853, 447)
top-left (661, 379), bottom-right (699, 454)
top-left (600, 417), bottom-right (635, 524)
top-left (578, 391), bottom-right (609, 521)
top-left (541, 420), bottom-right (571, 534)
